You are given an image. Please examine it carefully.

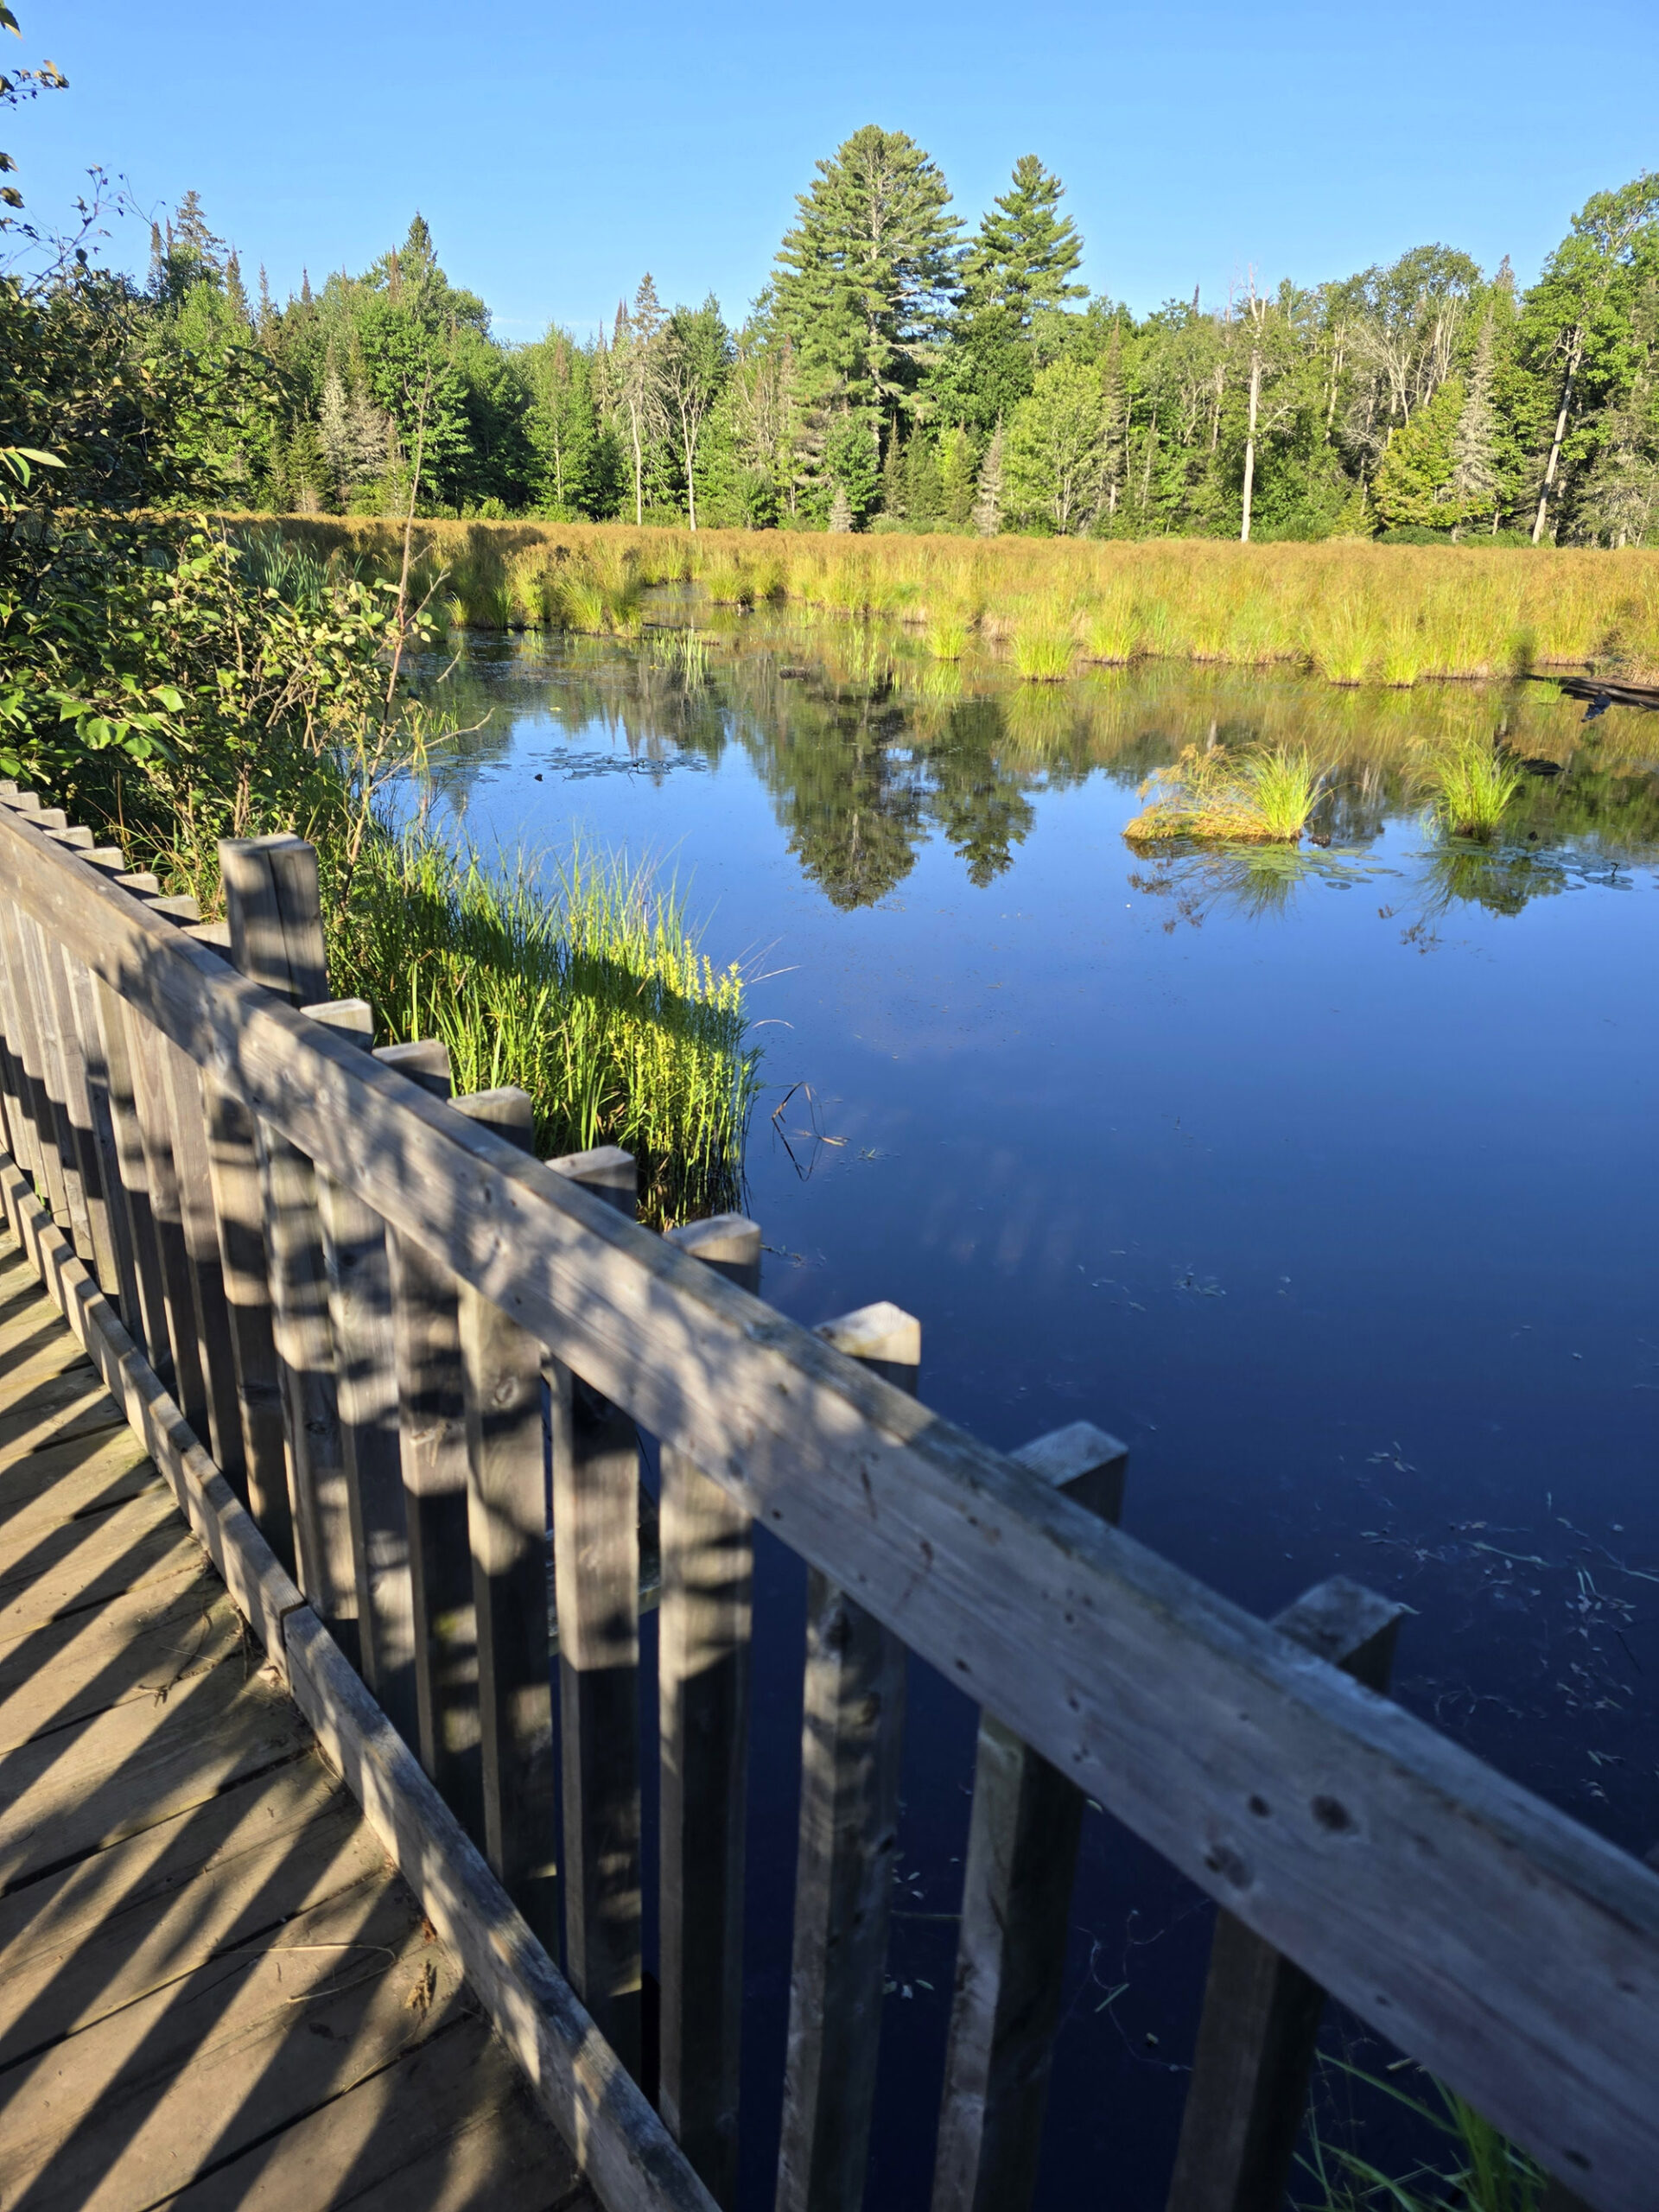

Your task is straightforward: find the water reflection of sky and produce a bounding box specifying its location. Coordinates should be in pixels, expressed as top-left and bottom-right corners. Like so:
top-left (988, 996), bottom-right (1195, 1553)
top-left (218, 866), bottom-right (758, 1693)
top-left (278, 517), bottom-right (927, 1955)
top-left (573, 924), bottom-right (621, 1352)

top-left (408, 632), bottom-right (1659, 2206)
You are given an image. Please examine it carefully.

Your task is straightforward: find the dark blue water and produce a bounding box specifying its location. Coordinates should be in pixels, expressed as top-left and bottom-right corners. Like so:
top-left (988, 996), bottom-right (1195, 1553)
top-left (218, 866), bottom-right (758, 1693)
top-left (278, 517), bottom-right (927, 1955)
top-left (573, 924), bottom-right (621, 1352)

top-left (419, 632), bottom-right (1659, 2207)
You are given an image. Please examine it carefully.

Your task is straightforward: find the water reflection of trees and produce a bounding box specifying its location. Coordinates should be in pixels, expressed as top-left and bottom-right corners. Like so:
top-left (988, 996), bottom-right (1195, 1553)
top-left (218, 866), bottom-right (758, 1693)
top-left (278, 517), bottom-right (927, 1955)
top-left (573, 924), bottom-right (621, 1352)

top-left (416, 629), bottom-right (1659, 915)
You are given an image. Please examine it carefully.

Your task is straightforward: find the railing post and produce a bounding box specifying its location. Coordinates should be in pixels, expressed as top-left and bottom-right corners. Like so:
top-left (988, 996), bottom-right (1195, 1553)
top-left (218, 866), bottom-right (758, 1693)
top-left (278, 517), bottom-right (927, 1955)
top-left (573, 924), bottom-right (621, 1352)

top-left (658, 1211), bottom-right (762, 2207)
top-left (54, 929), bottom-right (134, 1311)
top-left (0, 886), bottom-right (44, 1205)
top-left (775, 1300), bottom-right (919, 2212)
top-left (87, 969), bottom-right (172, 1380)
top-left (307, 998), bottom-right (416, 1738)
top-left (454, 1084), bottom-right (558, 1955)
top-left (146, 911), bottom-right (247, 1488)
top-left (16, 899), bottom-right (96, 1264)
top-left (221, 836), bottom-right (356, 1650)
top-left (547, 1141), bottom-right (645, 2077)
top-left (1164, 1578), bottom-right (1406, 2212)
top-left (931, 1421), bottom-right (1129, 2212)
top-left (0, 886), bottom-right (73, 1231)
top-left (378, 1037), bottom-right (482, 1833)
top-left (117, 929), bottom-right (213, 1438)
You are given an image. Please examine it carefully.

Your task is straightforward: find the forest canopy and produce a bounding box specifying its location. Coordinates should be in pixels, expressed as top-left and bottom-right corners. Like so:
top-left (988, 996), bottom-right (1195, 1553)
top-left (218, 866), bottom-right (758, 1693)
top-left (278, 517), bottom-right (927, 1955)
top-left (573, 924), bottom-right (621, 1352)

top-left (10, 86), bottom-right (1659, 545)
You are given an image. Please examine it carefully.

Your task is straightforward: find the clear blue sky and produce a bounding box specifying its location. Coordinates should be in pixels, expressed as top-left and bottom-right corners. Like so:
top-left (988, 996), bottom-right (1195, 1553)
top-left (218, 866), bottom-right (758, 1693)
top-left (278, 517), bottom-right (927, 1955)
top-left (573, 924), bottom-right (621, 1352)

top-left (13, 1), bottom-right (1659, 340)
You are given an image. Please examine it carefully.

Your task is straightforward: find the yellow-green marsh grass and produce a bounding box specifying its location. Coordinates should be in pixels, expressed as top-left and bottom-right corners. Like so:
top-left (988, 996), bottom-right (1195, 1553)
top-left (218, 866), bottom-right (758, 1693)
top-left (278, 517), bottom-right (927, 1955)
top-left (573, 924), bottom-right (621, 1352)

top-left (243, 516), bottom-right (1659, 683)
top-left (1427, 734), bottom-right (1526, 841)
top-left (1014, 625), bottom-right (1076, 681)
top-left (1125, 744), bottom-right (1324, 845)
top-left (924, 613), bottom-right (969, 660)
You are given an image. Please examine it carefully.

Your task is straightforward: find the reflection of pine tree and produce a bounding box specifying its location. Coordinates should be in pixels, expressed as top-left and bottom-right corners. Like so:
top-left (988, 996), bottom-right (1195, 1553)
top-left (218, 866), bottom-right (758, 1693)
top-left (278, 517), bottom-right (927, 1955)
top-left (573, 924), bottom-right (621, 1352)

top-left (785, 727), bottom-right (925, 907)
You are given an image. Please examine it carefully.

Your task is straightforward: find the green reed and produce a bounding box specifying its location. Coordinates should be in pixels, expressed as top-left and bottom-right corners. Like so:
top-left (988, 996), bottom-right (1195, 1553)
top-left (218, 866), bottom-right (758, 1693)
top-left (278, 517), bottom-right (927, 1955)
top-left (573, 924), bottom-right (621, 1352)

top-left (1427, 734), bottom-right (1526, 840)
top-left (1126, 743), bottom-right (1323, 844)
top-left (334, 830), bottom-right (760, 1227)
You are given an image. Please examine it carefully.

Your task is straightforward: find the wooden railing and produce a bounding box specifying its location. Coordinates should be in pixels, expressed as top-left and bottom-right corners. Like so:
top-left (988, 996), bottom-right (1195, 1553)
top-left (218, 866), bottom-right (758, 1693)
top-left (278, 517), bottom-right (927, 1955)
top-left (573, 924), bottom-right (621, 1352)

top-left (0, 784), bottom-right (1649, 2212)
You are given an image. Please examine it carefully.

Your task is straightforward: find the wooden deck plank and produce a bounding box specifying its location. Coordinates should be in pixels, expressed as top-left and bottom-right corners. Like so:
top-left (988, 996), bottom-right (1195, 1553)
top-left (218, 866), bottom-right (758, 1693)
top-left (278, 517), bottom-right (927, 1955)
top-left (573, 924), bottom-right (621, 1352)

top-left (0, 1877), bottom-right (464, 2209)
top-left (0, 1759), bottom-right (370, 2064)
top-left (0, 1366), bottom-right (124, 1464)
top-left (0, 1235), bottom-right (600, 2212)
top-left (158, 2014), bottom-right (592, 2212)
top-left (0, 1323), bottom-right (99, 1395)
top-left (0, 1425), bottom-right (164, 1550)
top-left (0, 1645), bottom-right (310, 1891)
top-left (0, 1571), bottom-right (233, 1750)
top-left (0, 1496), bottom-right (202, 1646)
top-left (0, 1477), bottom-right (179, 1586)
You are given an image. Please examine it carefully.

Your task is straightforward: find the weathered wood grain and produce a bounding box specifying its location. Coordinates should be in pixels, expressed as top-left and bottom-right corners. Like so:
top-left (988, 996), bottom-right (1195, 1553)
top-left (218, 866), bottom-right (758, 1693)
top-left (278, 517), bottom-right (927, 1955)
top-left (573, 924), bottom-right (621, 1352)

top-left (0, 1154), bottom-right (306, 1665)
top-left (308, 1001), bottom-right (417, 1743)
top-left (775, 1302), bottom-right (919, 2212)
top-left (658, 1212), bottom-right (761, 2208)
top-left (3, 808), bottom-right (1657, 2208)
top-left (60, 944), bottom-right (143, 1333)
top-left (284, 1601), bottom-right (719, 2212)
top-left (219, 849), bottom-right (358, 1654)
top-left (89, 973), bottom-right (172, 1382)
top-left (931, 1420), bottom-right (1130, 2212)
top-left (455, 1086), bottom-right (559, 1956)
top-left (120, 993), bottom-right (211, 1437)
top-left (1165, 1579), bottom-right (1405, 2212)
top-left (548, 1146), bottom-right (645, 2079)
top-left (0, 1871), bottom-right (464, 2210)
top-left (161, 2012), bottom-right (594, 2212)
top-left (379, 1038), bottom-right (485, 1835)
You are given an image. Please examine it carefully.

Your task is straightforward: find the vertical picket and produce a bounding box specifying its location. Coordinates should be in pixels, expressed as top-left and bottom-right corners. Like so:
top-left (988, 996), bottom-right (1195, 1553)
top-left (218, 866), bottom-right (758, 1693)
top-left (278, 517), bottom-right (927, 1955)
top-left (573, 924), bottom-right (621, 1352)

top-left (658, 1211), bottom-right (762, 2206)
top-left (775, 1301), bottom-right (920, 2212)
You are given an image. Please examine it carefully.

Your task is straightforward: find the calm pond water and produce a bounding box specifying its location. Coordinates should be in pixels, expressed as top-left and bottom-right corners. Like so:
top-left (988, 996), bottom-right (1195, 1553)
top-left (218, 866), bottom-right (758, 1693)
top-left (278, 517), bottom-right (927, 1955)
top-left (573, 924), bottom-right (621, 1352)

top-left (415, 623), bottom-right (1659, 2207)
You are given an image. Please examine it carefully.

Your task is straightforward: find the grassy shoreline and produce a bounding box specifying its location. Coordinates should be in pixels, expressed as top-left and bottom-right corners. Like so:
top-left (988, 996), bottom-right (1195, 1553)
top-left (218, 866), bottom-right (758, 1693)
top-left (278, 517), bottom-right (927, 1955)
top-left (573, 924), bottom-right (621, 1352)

top-left (233, 515), bottom-right (1659, 687)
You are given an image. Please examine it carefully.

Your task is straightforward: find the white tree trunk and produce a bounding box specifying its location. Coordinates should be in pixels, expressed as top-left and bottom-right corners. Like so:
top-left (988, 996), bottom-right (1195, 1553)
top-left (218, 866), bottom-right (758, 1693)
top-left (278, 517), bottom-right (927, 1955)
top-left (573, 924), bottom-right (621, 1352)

top-left (1532, 329), bottom-right (1584, 545)
top-left (1241, 347), bottom-right (1262, 543)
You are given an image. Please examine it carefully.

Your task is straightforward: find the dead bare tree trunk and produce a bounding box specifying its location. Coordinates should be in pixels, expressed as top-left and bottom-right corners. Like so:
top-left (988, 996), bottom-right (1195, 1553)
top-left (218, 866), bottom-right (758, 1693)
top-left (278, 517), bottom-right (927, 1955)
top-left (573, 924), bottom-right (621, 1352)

top-left (1241, 343), bottom-right (1262, 543)
top-left (1532, 328), bottom-right (1585, 545)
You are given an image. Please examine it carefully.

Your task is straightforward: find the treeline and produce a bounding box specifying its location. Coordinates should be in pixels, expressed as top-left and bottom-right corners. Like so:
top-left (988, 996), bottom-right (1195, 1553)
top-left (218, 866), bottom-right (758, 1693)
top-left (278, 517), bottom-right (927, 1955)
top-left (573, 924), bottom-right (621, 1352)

top-left (46, 134), bottom-right (1659, 544)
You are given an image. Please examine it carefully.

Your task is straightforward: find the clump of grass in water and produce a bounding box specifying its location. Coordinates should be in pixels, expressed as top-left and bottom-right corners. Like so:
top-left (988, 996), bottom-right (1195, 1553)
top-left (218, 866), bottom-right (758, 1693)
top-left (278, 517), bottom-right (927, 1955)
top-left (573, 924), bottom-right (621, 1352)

top-left (1125, 743), bottom-right (1322, 844)
top-left (651, 627), bottom-right (711, 684)
top-left (924, 614), bottom-right (968, 660)
top-left (336, 833), bottom-right (759, 1227)
top-left (1014, 626), bottom-right (1075, 681)
top-left (1427, 734), bottom-right (1524, 841)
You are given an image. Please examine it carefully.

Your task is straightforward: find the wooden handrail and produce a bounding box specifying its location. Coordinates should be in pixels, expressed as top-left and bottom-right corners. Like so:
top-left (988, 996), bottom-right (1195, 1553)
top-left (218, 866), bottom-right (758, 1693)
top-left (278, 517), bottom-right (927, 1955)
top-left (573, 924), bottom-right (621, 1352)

top-left (0, 792), bottom-right (1655, 2209)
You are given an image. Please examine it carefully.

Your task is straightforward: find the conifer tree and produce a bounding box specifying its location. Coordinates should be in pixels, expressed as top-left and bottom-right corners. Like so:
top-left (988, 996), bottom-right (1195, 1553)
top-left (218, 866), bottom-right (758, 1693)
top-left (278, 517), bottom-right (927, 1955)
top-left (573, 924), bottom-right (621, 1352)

top-left (962, 156), bottom-right (1087, 327)
top-left (972, 421), bottom-right (1005, 535)
top-left (615, 273), bottom-right (664, 524)
top-left (1449, 316), bottom-right (1499, 531)
top-left (1371, 375), bottom-right (1465, 527)
top-left (938, 425), bottom-right (978, 530)
top-left (772, 126), bottom-right (961, 417)
top-left (223, 251), bottom-right (251, 332)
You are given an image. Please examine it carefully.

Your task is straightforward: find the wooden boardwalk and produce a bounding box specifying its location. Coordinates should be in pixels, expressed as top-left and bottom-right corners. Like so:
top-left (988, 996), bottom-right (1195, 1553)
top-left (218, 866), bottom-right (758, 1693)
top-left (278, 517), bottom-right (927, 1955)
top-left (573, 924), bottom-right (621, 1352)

top-left (0, 1230), bottom-right (595, 2212)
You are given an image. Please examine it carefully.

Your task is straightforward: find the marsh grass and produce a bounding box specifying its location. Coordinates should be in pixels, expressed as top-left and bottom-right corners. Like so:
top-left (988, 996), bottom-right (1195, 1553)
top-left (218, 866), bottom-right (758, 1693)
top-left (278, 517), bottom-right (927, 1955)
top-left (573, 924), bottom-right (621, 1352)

top-left (924, 614), bottom-right (969, 660)
top-left (336, 831), bottom-right (759, 1226)
top-left (1014, 625), bottom-right (1076, 681)
top-left (246, 516), bottom-right (1659, 685)
top-left (1125, 743), bottom-right (1323, 844)
top-left (1427, 735), bottom-right (1526, 840)
top-left (1299, 2063), bottom-right (1545, 2212)
top-left (651, 627), bottom-right (712, 684)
